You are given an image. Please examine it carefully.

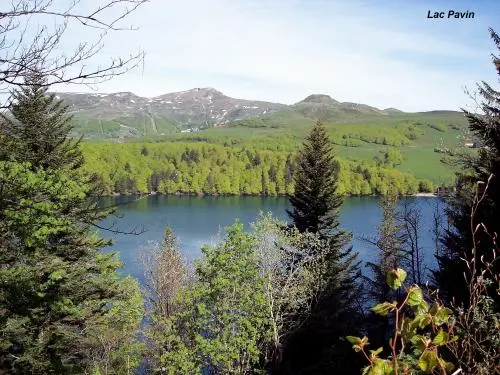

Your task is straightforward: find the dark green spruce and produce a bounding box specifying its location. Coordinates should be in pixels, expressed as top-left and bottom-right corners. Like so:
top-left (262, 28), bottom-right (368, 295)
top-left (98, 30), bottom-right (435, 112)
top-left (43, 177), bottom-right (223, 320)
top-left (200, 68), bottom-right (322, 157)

top-left (0, 76), bottom-right (143, 374)
top-left (434, 28), bottom-right (500, 308)
top-left (0, 73), bottom-right (82, 171)
top-left (280, 120), bottom-right (363, 374)
top-left (287, 120), bottom-right (344, 237)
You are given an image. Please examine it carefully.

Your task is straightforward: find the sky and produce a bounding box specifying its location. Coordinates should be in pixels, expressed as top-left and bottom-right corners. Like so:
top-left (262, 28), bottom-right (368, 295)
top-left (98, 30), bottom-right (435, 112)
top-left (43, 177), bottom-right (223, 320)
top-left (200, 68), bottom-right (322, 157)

top-left (49, 0), bottom-right (500, 111)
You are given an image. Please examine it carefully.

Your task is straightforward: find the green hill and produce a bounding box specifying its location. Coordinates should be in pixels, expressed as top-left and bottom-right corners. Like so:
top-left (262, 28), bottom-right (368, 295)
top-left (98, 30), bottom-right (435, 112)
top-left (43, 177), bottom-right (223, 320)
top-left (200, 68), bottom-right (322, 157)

top-left (174, 107), bottom-right (469, 186)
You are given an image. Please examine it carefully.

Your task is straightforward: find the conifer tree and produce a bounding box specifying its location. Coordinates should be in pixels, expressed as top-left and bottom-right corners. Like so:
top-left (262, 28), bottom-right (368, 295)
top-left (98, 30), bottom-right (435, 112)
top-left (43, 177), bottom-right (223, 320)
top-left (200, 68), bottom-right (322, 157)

top-left (0, 73), bottom-right (82, 171)
top-left (281, 121), bottom-right (363, 374)
top-left (287, 120), bottom-right (344, 238)
top-left (435, 28), bottom-right (500, 307)
top-left (0, 76), bottom-right (143, 373)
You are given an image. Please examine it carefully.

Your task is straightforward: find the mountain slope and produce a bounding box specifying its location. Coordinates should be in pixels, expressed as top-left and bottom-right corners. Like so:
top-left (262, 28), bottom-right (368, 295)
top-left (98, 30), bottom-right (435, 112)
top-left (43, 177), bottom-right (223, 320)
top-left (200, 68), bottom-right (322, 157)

top-left (56, 88), bottom-right (286, 139)
top-left (57, 89), bottom-right (435, 139)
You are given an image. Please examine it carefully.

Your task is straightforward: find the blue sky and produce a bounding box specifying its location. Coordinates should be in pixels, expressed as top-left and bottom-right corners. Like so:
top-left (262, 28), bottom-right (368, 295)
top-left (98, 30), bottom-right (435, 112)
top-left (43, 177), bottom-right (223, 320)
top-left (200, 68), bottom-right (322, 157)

top-left (54, 0), bottom-right (499, 111)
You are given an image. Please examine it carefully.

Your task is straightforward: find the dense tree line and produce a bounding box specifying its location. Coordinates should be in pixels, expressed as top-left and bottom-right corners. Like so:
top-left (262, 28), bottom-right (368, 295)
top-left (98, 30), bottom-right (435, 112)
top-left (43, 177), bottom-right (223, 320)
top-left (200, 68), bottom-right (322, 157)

top-left (80, 142), bottom-right (434, 196)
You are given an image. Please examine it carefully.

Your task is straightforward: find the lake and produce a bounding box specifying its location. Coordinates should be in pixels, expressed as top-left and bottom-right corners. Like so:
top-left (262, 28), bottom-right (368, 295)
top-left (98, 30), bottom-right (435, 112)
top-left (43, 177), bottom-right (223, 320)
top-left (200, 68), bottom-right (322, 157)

top-left (99, 195), bottom-right (444, 285)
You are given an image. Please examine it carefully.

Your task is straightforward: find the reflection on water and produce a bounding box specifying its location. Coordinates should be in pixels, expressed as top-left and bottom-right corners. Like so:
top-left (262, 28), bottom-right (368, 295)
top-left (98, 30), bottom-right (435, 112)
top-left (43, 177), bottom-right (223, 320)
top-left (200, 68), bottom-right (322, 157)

top-left (98, 195), bottom-right (444, 285)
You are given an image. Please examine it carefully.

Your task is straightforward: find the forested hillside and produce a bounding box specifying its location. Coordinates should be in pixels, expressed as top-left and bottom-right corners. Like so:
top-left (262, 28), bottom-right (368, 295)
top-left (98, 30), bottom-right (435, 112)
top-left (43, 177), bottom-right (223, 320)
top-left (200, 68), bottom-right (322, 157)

top-left (174, 109), bottom-right (469, 185)
top-left (62, 88), bottom-right (470, 188)
top-left (81, 142), bottom-right (434, 196)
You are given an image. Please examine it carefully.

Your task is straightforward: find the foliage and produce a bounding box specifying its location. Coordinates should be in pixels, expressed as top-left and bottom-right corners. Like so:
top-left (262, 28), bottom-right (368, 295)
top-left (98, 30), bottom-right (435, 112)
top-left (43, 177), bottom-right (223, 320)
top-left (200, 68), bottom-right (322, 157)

top-left (157, 223), bottom-right (269, 374)
top-left (143, 228), bottom-right (189, 318)
top-left (444, 179), bottom-right (500, 374)
top-left (0, 81), bottom-right (143, 374)
top-left (80, 141), bottom-right (431, 197)
top-left (287, 120), bottom-right (344, 235)
top-left (278, 121), bottom-right (363, 374)
top-left (436, 28), bottom-right (500, 307)
top-left (0, 75), bottom-right (83, 170)
top-left (361, 193), bottom-right (414, 355)
top-left (427, 123), bottom-right (447, 133)
top-left (362, 193), bottom-right (406, 336)
top-left (142, 228), bottom-right (192, 373)
top-left (447, 267), bottom-right (500, 375)
top-left (0, 161), bottom-right (144, 374)
top-left (383, 148), bottom-right (404, 168)
top-left (251, 214), bottom-right (335, 369)
top-left (348, 268), bottom-right (457, 375)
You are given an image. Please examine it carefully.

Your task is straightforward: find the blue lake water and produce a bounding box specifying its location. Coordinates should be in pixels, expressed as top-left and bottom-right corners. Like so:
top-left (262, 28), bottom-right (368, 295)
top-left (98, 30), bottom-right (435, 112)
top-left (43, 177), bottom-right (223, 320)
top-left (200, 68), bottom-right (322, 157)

top-left (99, 195), bottom-right (444, 285)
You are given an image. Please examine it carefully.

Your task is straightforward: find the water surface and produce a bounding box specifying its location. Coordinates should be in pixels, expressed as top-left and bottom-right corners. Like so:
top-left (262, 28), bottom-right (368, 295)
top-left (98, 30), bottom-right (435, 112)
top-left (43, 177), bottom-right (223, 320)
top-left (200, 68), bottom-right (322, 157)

top-left (99, 196), bottom-right (443, 285)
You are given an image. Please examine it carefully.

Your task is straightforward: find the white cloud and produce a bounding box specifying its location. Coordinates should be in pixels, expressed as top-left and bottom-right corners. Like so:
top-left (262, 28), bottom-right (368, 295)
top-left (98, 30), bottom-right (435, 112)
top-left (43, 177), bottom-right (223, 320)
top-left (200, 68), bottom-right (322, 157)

top-left (53, 0), bottom-right (496, 111)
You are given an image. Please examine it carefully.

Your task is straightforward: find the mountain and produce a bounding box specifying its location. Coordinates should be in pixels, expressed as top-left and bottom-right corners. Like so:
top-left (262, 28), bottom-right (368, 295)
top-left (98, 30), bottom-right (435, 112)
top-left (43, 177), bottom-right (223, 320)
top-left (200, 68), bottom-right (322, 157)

top-left (292, 94), bottom-right (389, 120)
top-left (56, 88), bottom-right (286, 139)
top-left (53, 88), bottom-right (465, 142)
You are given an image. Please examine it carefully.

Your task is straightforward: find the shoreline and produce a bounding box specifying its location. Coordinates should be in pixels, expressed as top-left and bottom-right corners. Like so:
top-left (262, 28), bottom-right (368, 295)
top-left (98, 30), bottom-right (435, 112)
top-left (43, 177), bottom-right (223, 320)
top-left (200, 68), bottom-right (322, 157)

top-left (106, 191), bottom-right (440, 198)
top-left (412, 192), bottom-right (437, 197)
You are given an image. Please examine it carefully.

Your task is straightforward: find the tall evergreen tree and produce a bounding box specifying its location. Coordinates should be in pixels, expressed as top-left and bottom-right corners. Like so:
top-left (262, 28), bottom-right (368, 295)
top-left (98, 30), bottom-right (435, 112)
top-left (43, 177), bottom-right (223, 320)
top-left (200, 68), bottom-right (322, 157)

top-left (364, 194), bottom-right (405, 302)
top-left (281, 121), bottom-right (363, 374)
top-left (0, 76), bottom-right (143, 374)
top-left (287, 120), bottom-right (344, 238)
top-left (0, 73), bottom-right (82, 171)
top-left (434, 28), bottom-right (500, 307)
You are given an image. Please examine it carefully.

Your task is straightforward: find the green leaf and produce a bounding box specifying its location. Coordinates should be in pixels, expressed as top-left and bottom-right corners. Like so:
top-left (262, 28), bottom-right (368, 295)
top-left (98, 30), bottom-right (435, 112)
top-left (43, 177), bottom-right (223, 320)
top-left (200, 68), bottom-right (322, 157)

top-left (48, 269), bottom-right (66, 281)
top-left (432, 330), bottom-right (449, 346)
top-left (407, 286), bottom-right (423, 306)
top-left (346, 336), bottom-right (363, 345)
top-left (415, 300), bottom-right (430, 315)
top-left (434, 307), bottom-right (453, 325)
top-left (386, 268), bottom-right (407, 290)
top-left (399, 317), bottom-right (415, 341)
top-left (410, 314), bottom-right (432, 330)
top-left (372, 301), bottom-right (397, 316)
top-left (368, 358), bottom-right (393, 375)
top-left (418, 349), bottom-right (439, 373)
top-left (347, 336), bottom-right (369, 352)
top-left (411, 334), bottom-right (428, 352)
top-left (369, 347), bottom-right (383, 356)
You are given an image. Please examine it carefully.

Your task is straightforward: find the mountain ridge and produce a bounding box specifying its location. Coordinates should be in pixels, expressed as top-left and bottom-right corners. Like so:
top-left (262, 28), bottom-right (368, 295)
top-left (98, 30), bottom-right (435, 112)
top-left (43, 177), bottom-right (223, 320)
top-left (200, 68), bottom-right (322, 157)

top-left (52, 88), bottom-right (463, 140)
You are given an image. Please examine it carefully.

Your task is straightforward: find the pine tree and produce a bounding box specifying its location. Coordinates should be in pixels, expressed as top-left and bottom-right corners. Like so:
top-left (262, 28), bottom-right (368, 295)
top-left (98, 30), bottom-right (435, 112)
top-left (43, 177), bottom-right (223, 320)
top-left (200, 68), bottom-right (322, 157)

top-left (287, 120), bottom-right (343, 237)
top-left (0, 76), bottom-right (143, 373)
top-left (281, 121), bottom-right (363, 374)
top-left (0, 73), bottom-right (82, 171)
top-left (364, 194), bottom-right (405, 303)
top-left (434, 28), bottom-right (500, 307)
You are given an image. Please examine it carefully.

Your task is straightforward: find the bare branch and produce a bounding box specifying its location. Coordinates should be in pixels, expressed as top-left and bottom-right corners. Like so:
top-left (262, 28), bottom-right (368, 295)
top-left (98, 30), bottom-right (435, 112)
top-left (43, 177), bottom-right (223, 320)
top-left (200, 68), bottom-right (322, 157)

top-left (0, 0), bottom-right (148, 103)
